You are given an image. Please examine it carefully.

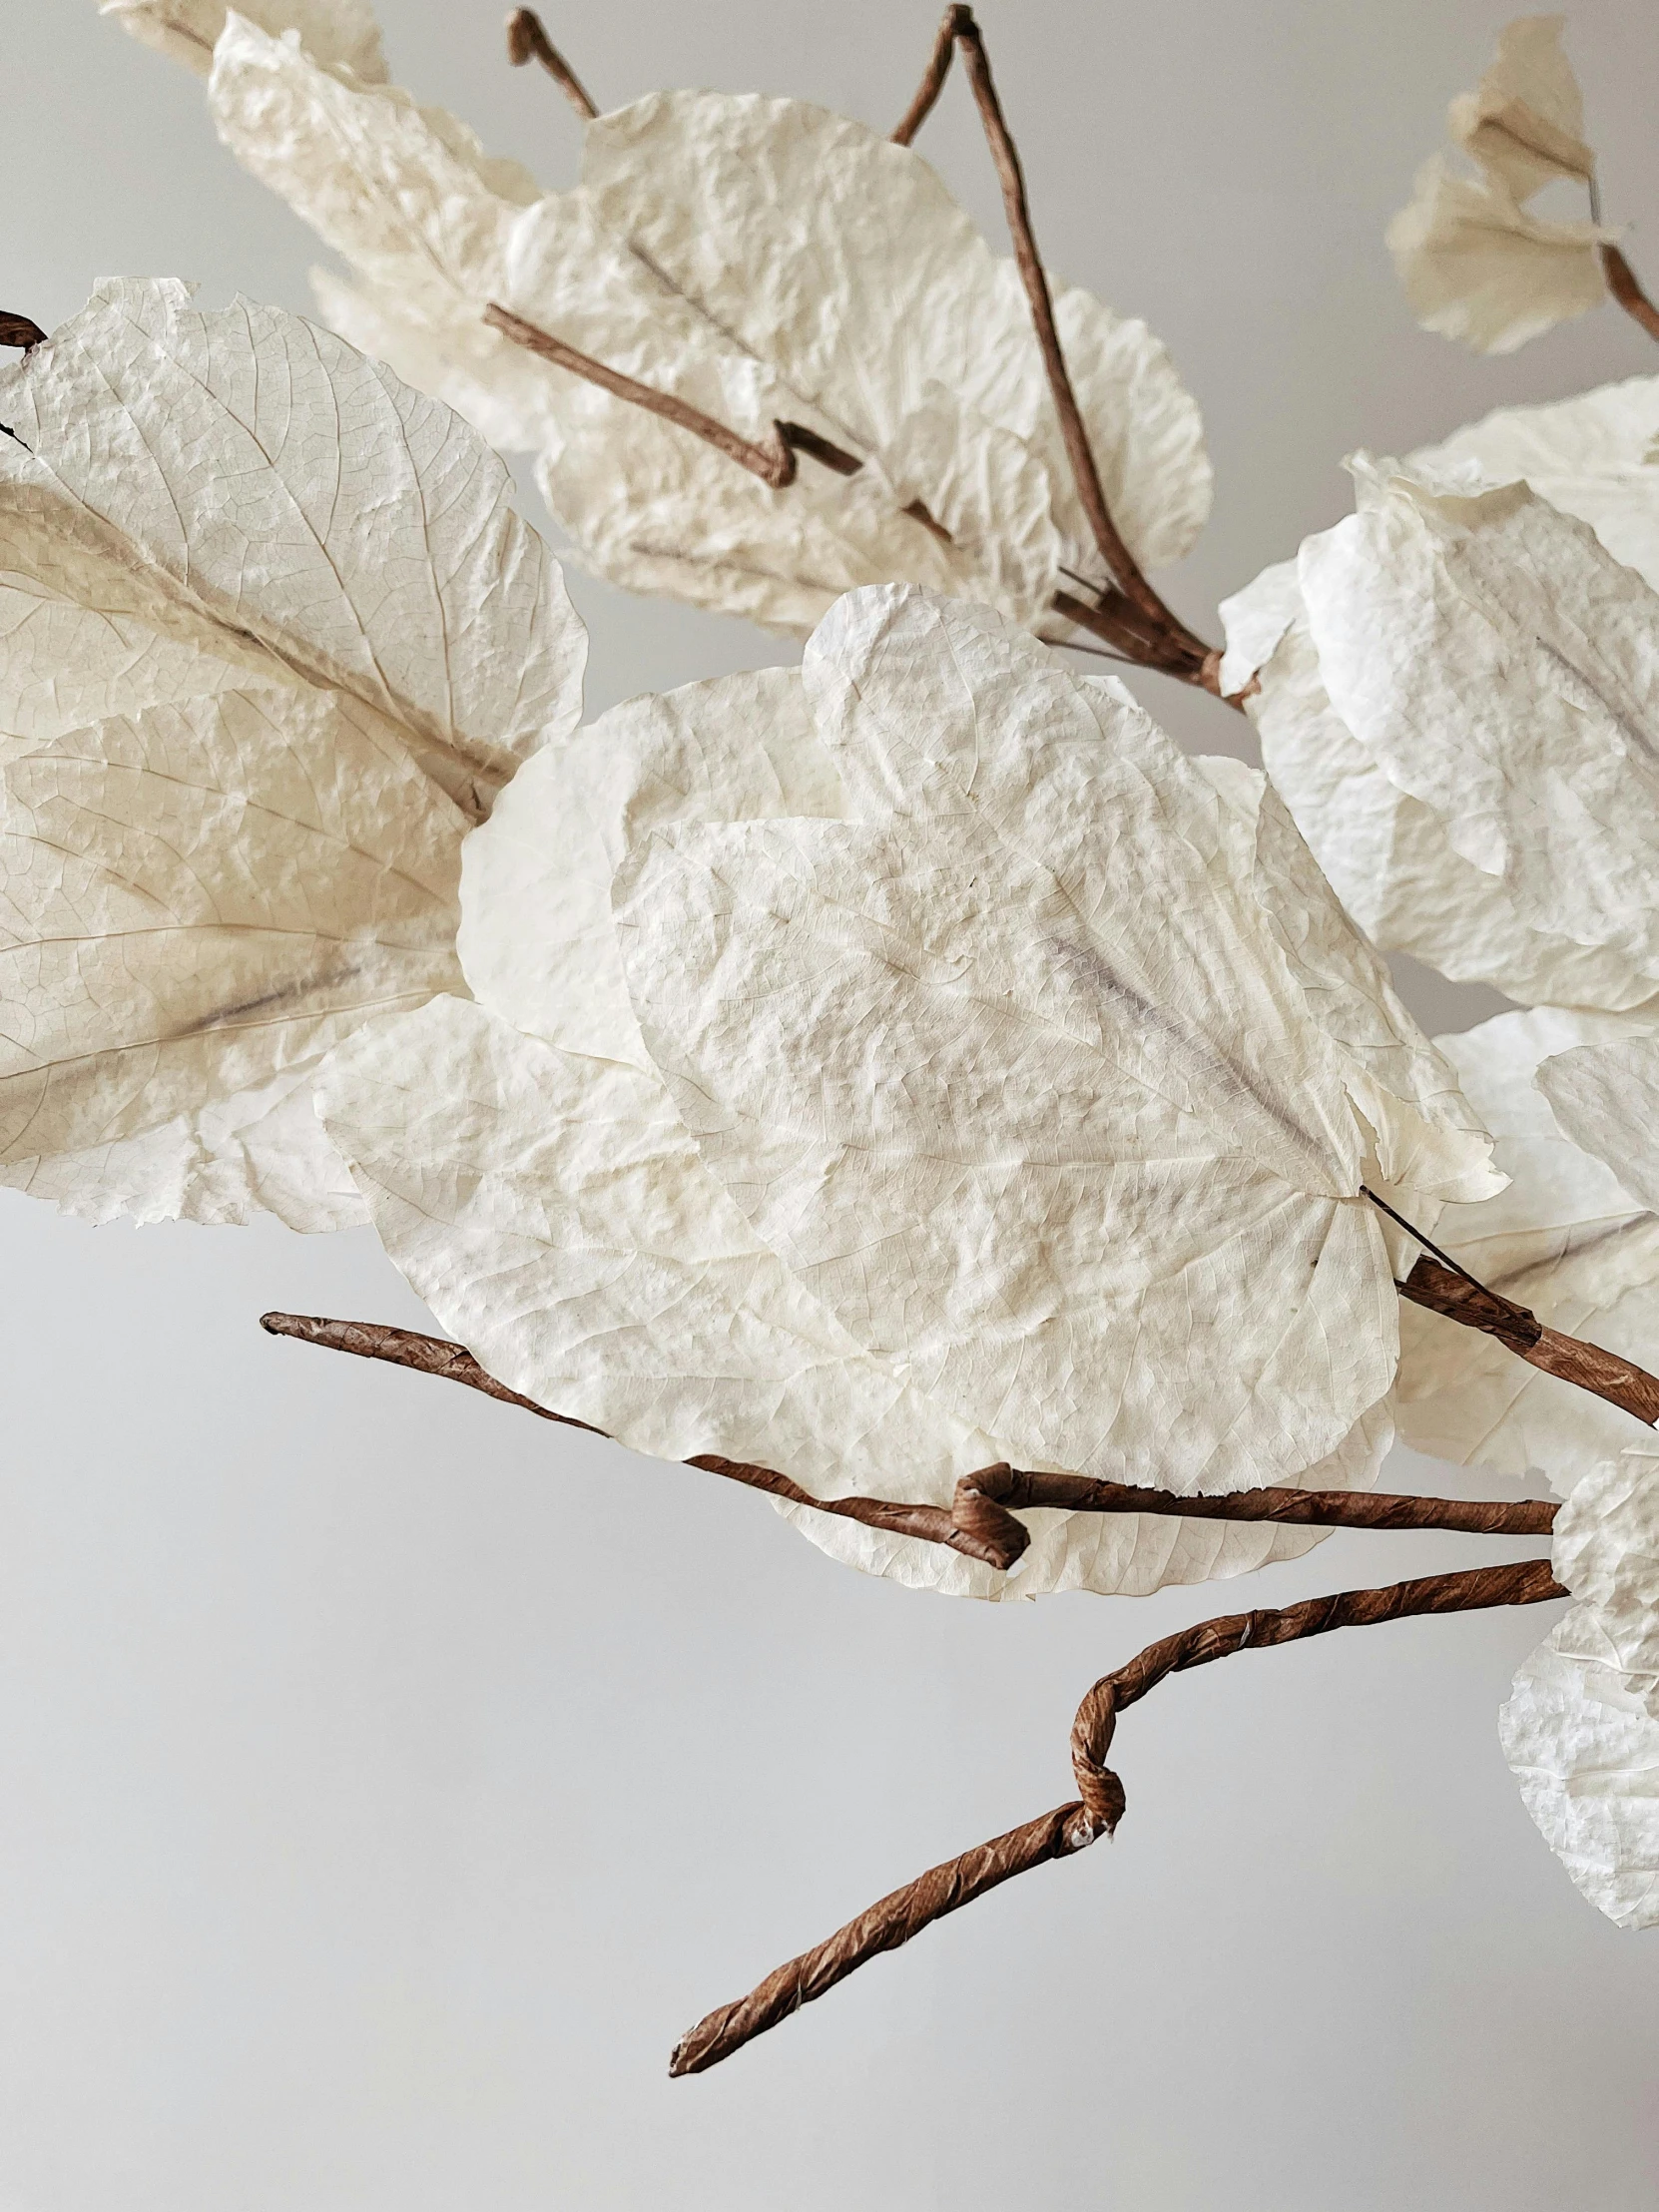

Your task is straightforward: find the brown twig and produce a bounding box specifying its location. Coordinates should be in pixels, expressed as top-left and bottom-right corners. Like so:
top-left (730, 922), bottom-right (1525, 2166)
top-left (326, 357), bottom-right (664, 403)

top-left (668, 1555), bottom-right (1564, 2074)
top-left (261, 1314), bottom-right (1560, 1562)
top-left (1398, 1256), bottom-right (1659, 1426)
top-left (505, 7), bottom-right (599, 122)
top-left (1600, 243), bottom-right (1659, 345)
top-left (891, 5), bottom-right (961, 145)
top-left (0, 312), bottom-right (47, 350)
top-left (483, 305), bottom-right (803, 485)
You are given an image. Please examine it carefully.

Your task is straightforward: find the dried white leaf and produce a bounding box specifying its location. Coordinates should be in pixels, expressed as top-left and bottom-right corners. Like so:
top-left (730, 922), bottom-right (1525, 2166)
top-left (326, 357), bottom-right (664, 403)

top-left (103, 0), bottom-right (386, 81)
top-left (1446, 16), bottom-right (1597, 200)
top-left (0, 278), bottom-right (584, 1227)
top-left (612, 588), bottom-right (1431, 1491)
top-left (1406, 376), bottom-right (1659, 590)
top-left (1395, 1007), bottom-right (1659, 1488)
top-left (1386, 156), bottom-right (1606, 355)
top-left (1501, 1446), bottom-right (1659, 1929)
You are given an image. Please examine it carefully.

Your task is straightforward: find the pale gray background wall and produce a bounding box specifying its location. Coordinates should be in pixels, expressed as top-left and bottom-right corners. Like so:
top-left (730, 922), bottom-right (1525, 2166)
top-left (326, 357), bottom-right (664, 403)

top-left (3, 2), bottom-right (1658, 2206)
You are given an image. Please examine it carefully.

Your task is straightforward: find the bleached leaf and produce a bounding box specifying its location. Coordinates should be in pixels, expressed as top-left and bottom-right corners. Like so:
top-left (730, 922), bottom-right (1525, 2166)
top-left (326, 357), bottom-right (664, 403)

top-left (1386, 156), bottom-right (1606, 355)
top-left (103, 0), bottom-right (386, 81)
top-left (319, 994), bottom-right (1369, 1601)
top-left (615, 587), bottom-right (1403, 1492)
top-left (0, 277), bottom-right (584, 1226)
top-left (0, 277), bottom-right (583, 815)
top-left (1406, 376), bottom-right (1659, 590)
top-left (1501, 1446), bottom-right (1659, 1929)
top-left (1447, 16), bottom-right (1596, 200)
top-left (1539, 1024), bottom-right (1659, 1216)
top-left (1395, 1008), bottom-right (1659, 1488)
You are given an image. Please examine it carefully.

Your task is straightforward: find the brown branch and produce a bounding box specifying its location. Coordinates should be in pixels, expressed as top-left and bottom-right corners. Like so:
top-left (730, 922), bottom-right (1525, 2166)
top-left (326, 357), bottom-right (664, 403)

top-left (891, 5), bottom-right (961, 145)
top-left (1399, 1256), bottom-right (1659, 1426)
top-left (483, 305), bottom-right (802, 485)
top-left (669, 1555), bottom-right (1563, 2074)
top-left (505, 8), bottom-right (599, 122)
top-left (0, 312), bottom-right (47, 350)
top-left (1600, 243), bottom-right (1659, 345)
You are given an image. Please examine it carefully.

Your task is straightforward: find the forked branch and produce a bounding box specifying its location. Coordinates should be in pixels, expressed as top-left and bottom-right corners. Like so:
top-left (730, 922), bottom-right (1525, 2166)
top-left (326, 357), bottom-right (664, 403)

top-left (505, 8), bottom-right (599, 122)
top-left (891, 7), bottom-right (960, 145)
top-left (668, 1555), bottom-right (1564, 2074)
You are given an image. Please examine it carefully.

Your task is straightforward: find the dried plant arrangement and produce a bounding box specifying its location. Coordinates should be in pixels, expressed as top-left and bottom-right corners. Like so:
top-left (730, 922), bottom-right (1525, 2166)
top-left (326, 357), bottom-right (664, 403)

top-left (6, 1), bottom-right (1657, 2072)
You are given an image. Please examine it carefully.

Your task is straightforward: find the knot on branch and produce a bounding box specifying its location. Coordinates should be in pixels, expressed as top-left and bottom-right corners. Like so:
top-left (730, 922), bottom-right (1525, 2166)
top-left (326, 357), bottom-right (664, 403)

top-left (949, 1463), bottom-right (1031, 1569)
top-left (1069, 1683), bottom-right (1127, 1835)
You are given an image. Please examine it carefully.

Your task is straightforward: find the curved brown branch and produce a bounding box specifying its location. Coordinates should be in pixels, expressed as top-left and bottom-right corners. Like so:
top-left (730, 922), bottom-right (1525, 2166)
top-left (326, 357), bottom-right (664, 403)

top-left (1600, 243), bottom-right (1659, 345)
top-left (891, 5), bottom-right (963, 145)
top-left (0, 311), bottom-right (47, 350)
top-left (1399, 1255), bottom-right (1659, 1427)
top-left (505, 8), bottom-right (599, 121)
top-left (668, 1555), bottom-right (1563, 2074)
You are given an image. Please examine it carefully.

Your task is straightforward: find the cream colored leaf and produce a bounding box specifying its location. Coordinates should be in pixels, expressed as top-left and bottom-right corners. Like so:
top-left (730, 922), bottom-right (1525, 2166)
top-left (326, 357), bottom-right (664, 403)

top-left (0, 277), bottom-right (583, 817)
top-left (582, 90), bottom-right (1210, 586)
top-left (102, 0), bottom-right (386, 81)
top-left (1406, 376), bottom-right (1659, 590)
top-left (1447, 16), bottom-right (1596, 200)
top-left (1395, 1008), bottom-right (1659, 1488)
top-left (1225, 561), bottom-right (1655, 1010)
top-left (1538, 1025), bottom-right (1659, 1217)
top-left (1386, 156), bottom-right (1606, 355)
top-left (1500, 1446), bottom-right (1659, 1930)
top-left (1300, 464), bottom-right (1659, 999)
top-left (615, 591), bottom-right (1400, 1491)
top-left (459, 669), bottom-right (842, 1071)
top-left (0, 688), bottom-right (465, 1228)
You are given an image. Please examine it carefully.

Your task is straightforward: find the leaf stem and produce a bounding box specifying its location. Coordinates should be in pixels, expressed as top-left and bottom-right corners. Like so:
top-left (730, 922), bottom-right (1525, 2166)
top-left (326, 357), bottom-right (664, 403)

top-left (890, 5), bottom-right (960, 145)
top-left (1600, 242), bottom-right (1659, 345)
top-left (668, 1555), bottom-right (1563, 2074)
top-left (505, 8), bottom-right (599, 122)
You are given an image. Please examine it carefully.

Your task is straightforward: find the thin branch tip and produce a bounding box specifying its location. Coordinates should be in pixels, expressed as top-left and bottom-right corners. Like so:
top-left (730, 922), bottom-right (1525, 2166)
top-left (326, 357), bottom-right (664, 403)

top-left (504, 8), bottom-right (598, 120)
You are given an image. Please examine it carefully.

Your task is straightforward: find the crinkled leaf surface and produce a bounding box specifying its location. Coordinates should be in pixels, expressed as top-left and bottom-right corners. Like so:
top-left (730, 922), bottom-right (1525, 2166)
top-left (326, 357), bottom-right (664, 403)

top-left (613, 589), bottom-right (1410, 1491)
top-left (1406, 376), bottom-right (1659, 591)
top-left (0, 277), bottom-right (583, 1226)
top-left (1395, 1008), bottom-right (1659, 1488)
top-left (1539, 1025), bottom-right (1659, 1217)
top-left (1501, 1447), bottom-right (1659, 1929)
top-left (1386, 157), bottom-right (1606, 355)
top-left (104, 0), bottom-right (386, 79)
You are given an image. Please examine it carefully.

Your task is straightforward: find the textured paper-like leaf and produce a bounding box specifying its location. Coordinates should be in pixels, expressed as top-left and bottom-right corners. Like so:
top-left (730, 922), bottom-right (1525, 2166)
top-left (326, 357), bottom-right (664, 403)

top-left (609, 588), bottom-right (1485, 1492)
top-left (0, 278), bottom-right (584, 1227)
top-left (1387, 156), bottom-right (1606, 356)
top-left (1395, 1008), bottom-right (1659, 1489)
top-left (1227, 460), bottom-right (1659, 1012)
top-left (1446, 16), bottom-right (1597, 200)
top-left (1406, 377), bottom-right (1659, 590)
top-left (184, 14), bottom-right (1210, 635)
top-left (1501, 1448), bottom-right (1659, 1929)
top-left (104, 0), bottom-right (386, 80)
top-left (1538, 1026), bottom-right (1659, 1218)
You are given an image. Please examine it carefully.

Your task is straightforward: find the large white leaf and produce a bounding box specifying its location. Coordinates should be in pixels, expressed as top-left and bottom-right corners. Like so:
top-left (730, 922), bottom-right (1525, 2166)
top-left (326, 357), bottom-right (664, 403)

top-left (0, 277), bottom-right (583, 817)
top-left (318, 994), bottom-right (1363, 1599)
top-left (104, 0), bottom-right (387, 80)
top-left (1500, 1448), bottom-right (1659, 1930)
top-left (614, 590), bottom-right (1405, 1491)
top-left (1395, 1008), bottom-right (1659, 1489)
top-left (0, 278), bottom-right (584, 1226)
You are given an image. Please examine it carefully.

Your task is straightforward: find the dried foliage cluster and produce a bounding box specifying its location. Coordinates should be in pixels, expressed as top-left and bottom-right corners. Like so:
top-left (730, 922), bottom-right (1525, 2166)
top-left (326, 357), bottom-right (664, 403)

top-left (7, 2), bottom-right (1659, 2066)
